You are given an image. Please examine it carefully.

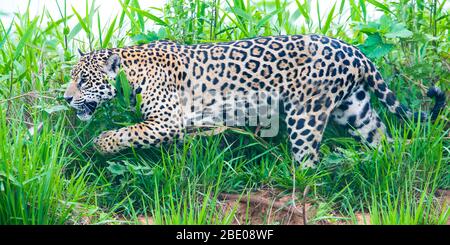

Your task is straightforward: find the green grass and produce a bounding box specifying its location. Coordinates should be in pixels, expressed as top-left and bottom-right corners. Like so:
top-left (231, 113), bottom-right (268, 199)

top-left (0, 0), bottom-right (448, 224)
top-left (0, 105), bottom-right (98, 224)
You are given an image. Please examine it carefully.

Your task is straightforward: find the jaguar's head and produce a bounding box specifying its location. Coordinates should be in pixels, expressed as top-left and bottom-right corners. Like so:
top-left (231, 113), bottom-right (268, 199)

top-left (64, 50), bottom-right (120, 121)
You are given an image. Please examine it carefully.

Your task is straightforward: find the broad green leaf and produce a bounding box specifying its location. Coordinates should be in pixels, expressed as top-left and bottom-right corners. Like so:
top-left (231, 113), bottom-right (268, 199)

top-left (359, 33), bottom-right (394, 59)
top-left (107, 162), bottom-right (127, 176)
top-left (379, 15), bottom-right (393, 33)
top-left (354, 21), bottom-right (380, 34)
top-left (385, 23), bottom-right (413, 39)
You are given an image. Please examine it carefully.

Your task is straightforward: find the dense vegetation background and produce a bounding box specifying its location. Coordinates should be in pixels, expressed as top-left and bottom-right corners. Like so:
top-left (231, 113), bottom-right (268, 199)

top-left (0, 0), bottom-right (449, 224)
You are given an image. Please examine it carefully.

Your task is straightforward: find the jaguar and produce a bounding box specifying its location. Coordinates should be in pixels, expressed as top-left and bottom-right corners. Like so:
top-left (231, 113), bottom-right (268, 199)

top-left (64, 34), bottom-right (446, 167)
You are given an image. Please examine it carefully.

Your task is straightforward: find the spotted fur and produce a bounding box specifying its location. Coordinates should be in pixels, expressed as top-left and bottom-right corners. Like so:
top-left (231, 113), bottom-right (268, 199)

top-left (64, 34), bottom-right (446, 167)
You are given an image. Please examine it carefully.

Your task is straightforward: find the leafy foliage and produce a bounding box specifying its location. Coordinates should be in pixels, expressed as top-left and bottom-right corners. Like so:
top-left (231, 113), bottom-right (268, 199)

top-left (359, 33), bottom-right (395, 59)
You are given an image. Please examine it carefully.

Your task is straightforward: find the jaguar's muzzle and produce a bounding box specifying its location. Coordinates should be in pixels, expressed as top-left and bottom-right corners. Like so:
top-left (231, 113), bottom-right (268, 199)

top-left (76, 101), bottom-right (98, 121)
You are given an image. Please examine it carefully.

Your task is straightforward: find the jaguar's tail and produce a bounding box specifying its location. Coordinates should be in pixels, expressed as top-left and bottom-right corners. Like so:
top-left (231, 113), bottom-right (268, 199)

top-left (363, 60), bottom-right (446, 122)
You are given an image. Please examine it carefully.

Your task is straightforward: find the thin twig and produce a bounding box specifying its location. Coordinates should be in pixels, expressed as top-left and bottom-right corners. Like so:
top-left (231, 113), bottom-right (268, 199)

top-left (64, 114), bottom-right (85, 147)
top-left (302, 185), bottom-right (310, 225)
top-left (0, 92), bottom-right (56, 104)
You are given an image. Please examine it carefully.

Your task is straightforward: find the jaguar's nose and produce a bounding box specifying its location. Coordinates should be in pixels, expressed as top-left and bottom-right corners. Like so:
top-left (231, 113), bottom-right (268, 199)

top-left (64, 96), bottom-right (73, 104)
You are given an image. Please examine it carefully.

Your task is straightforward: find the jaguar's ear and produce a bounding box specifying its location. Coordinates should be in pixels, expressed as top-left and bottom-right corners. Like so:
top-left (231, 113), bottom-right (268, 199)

top-left (78, 48), bottom-right (85, 57)
top-left (104, 54), bottom-right (121, 79)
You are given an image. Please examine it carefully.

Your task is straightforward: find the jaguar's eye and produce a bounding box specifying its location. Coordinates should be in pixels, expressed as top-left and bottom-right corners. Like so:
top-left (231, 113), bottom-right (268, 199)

top-left (78, 76), bottom-right (88, 88)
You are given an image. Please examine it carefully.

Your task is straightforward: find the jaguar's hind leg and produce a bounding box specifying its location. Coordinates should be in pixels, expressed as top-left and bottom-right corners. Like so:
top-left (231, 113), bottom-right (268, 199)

top-left (331, 86), bottom-right (390, 146)
top-left (285, 101), bottom-right (332, 168)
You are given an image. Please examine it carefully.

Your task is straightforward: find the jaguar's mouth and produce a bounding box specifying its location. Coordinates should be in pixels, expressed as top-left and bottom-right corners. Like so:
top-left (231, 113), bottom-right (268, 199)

top-left (76, 101), bottom-right (97, 121)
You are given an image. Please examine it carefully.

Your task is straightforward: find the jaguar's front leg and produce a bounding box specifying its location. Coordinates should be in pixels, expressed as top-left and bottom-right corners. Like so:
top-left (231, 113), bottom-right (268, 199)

top-left (94, 118), bottom-right (183, 154)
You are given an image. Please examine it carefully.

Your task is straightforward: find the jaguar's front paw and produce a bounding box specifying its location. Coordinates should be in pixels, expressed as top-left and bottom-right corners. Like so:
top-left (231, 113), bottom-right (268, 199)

top-left (93, 130), bottom-right (120, 154)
